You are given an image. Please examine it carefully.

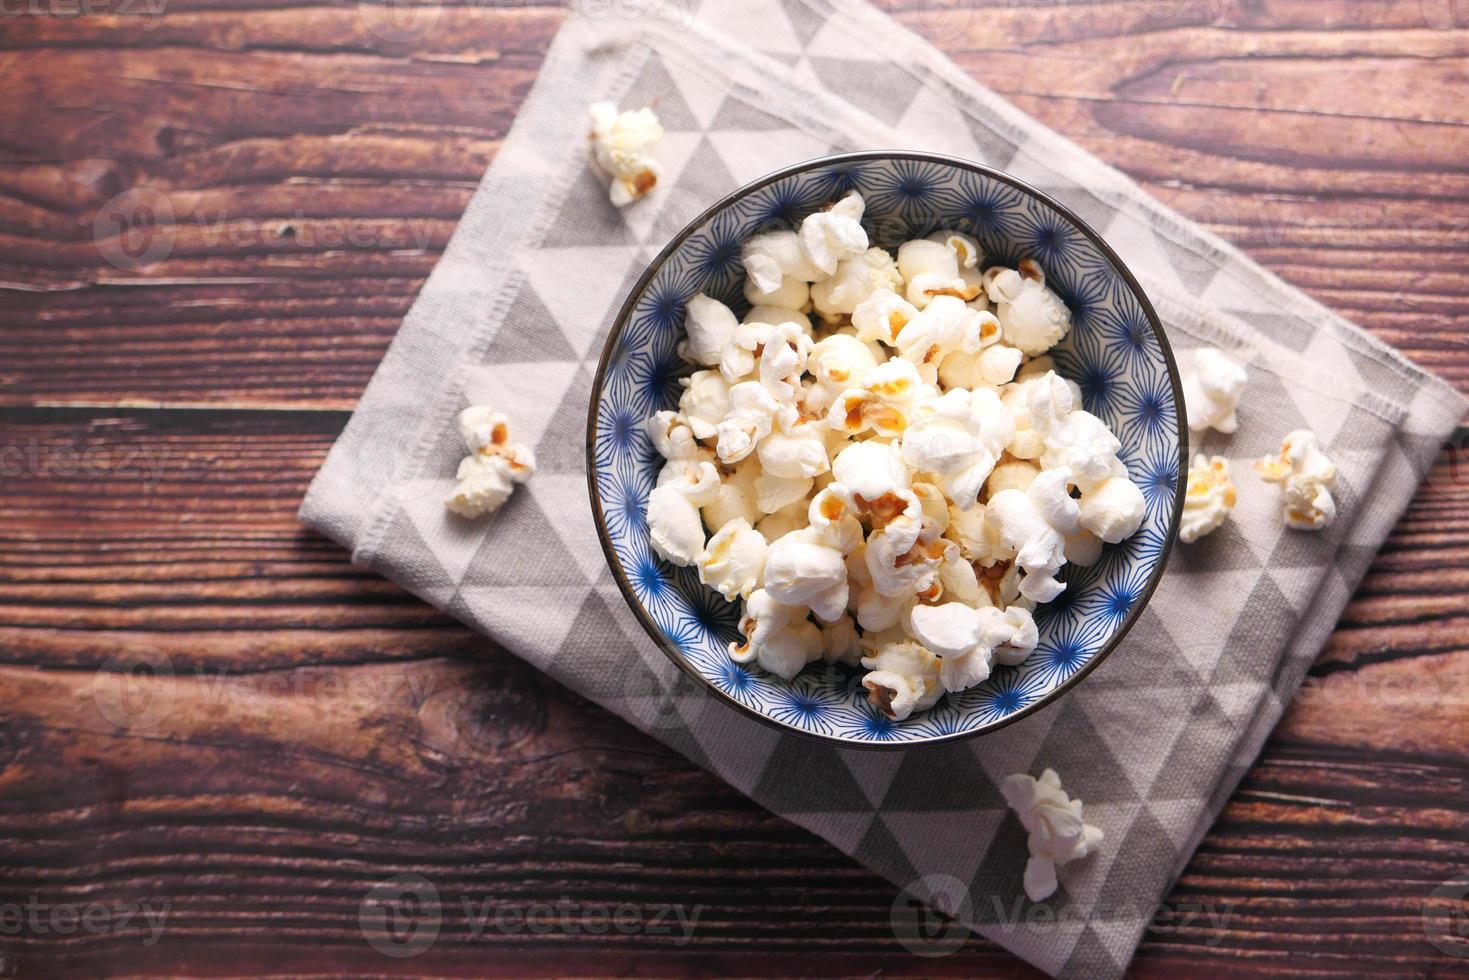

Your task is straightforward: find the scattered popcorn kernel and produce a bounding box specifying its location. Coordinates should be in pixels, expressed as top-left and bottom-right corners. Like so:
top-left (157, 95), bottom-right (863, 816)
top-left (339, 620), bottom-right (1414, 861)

top-left (1256, 429), bottom-right (1338, 530)
top-left (1181, 347), bottom-right (1248, 434)
top-left (1001, 769), bottom-right (1104, 902)
top-left (1180, 454), bottom-right (1236, 543)
top-left (587, 102), bottom-right (663, 207)
top-left (446, 406), bottom-right (535, 518)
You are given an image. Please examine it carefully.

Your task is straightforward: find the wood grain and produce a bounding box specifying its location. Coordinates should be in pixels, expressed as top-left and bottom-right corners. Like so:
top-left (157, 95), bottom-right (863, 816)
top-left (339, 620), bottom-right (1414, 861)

top-left (1, 0), bottom-right (1467, 976)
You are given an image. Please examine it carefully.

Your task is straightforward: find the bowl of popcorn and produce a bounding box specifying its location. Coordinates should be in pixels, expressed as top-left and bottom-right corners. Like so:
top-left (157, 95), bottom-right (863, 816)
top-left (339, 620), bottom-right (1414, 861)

top-left (587, 151), bottom-right (1187, 746)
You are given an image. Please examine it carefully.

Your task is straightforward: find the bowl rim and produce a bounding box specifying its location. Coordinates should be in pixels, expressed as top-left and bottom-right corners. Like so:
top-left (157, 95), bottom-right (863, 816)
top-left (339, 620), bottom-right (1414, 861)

top-left (584, 150), bottom-right (1188, 750)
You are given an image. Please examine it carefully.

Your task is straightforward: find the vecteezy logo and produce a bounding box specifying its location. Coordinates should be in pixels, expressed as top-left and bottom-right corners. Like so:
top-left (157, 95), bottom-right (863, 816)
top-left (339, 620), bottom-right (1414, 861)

top-left (889, 873), bottom-right (973, 957)
top-left (92, 186), bottom-right (176, 271)
top-left (1423, 875), bottom-right (1469, 957)
top-left (357, 0), bottom-right (441, 43)
top-left (359, 874), bottom-right (440, 958)
top-left (91, 647), bottom-right (175, 730)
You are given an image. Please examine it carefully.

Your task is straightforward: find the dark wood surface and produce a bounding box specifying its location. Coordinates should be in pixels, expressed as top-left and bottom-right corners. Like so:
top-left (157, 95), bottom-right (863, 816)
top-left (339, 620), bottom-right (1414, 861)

top-left (3, 1), bottom-right (1468, 976)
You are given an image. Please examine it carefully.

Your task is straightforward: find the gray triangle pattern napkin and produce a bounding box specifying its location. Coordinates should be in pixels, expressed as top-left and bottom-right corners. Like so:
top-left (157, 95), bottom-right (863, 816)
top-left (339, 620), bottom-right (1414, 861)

top-left (300, 1), bottom-right (1468, 975)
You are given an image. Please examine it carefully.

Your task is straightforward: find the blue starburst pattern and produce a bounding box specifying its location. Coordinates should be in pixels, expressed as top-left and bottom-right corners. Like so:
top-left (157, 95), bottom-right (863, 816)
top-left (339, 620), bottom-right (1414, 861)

top-left (1084, 561), bottom-right (1151, 631)
top-left (970, 667), bottom-right (1046, 726)
top-left (863, 158), bottom-right (949, 227)
top-left (1030, 630), bottom-right (1092, 687)
top-left (743, 179), bottom-right (827, 231)
top-left (1115, 372), bottom-right (1178, 449)
top-left (837, 705), bottom-right (903, 742)
top-left (769, 682), bottom-right (839, 735)
top-left (590, 155), bottom-right (1183, 745)
top-left (814, 162), bottom-right (866, 197)
top-left (1131, 438), bottom-right (1182, 521)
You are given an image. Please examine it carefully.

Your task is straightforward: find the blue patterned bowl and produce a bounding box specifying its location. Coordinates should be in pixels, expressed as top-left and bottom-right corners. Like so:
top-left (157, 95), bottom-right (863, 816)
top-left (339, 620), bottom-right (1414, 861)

top-left (587, 152), bottom-right (1186, 747)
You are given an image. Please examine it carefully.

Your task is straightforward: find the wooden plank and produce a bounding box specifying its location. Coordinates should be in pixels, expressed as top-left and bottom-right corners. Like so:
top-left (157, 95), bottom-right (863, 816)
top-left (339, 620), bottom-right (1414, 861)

top-left (3, 0), bottom-right (1468, 974)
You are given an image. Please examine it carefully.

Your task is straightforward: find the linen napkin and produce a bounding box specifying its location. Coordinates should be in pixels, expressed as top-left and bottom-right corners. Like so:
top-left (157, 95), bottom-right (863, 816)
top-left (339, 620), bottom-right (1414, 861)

top-left (300, 1), bottom-right (1469, 974)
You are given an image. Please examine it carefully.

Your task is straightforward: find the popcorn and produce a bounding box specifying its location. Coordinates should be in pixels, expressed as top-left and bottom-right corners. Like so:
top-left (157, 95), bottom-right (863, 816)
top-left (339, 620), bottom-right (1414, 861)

top-left (647, 460), bottom-right (721, 566)
top-left (757, 321), bottom-right (814, 404)
top-left (985, 260), bottom-right (1071, 355)
top-left (938, 344), bottom-right (1024, 390)
top-left (763, 526), bottom-right (852, 623)
top-left (755, 508), bottom-right (807, 545)
top-left (799, 190), bottom-right (869, 276)
top-left (1041, 408), bottom-right (1127, 491)
top-left (861, 638), bottom-right (942, 721)
top-left (730, 589), bottom-right (821, 680)
top-left (678, 370), bottom-right (733, 441)
top-left (742, 230), bottom-right (823, 294)
top-left (755, 472), bottom-right (813, 514)
top-left (937, 546), bottom-right (986, 605)
top-left (830, 439), bottom-right (912, 512)
top-left (927, 230), bottom-right (984, 282)
top-left (894, 295), bottom-right (1000, 378)
top-left (984, 469), bottom-right (1079, 603)
top-left (640, 190), bottom-right (1148, 719)
top-left (446, 406), bottom-right (536, 518)
top-left (1256, 429), bottom-right (1338, 530)
top-left (587, 102), bottom-right (662, 207)
top-left (827, 359), bottom-right (927, 438)
top-left (808, 334), bottom-right (880, 397)
top-left (852, 288), bottom-right (920, 346)
top-left (1180, 454), bottom-right (1236, 543)
top-left (945, 500), bottom-right (1011, 566)
top-left (901, 387), bottom-right (1014, 510)
top-left (1077, 474), bottom-right (1146, 544)
top-left (866, 517), bottom-right (949, 600)
top-left (897, 237), bottom-right (981, 308)
top-left (745, 304), bottom-right (813, 333)
top-left (818, 614), bottom-right (863, 667)
top-left (744, 273), bottom-right (809, 312)
top-left (1001, 768), bottom-right (1104, 902)
top-left (1001, 372), bottom-right (1061, 460)
top-left (1063, 528), bottom-right (1104, 567)
top-left (757, 420), bottom-right (829, 480)
top-left (698, 518), bottom-right (768, 601)
top-left (680, 294), bottom-right (739, 367)
top-left (987, 458), bottom-right (1041, 496)
top-left (702, 457), bottom-right (761, 529)
top-left (1181, 347), bottom-right (1248, 434)
top-left (715, 381), bottom-right (787, 464)
top-left (718, 320), bottom-right (775, 383)
top-left (907, 602), bottom-right (1038, 692)
top-left (811, 247), bottom-right (903, 320)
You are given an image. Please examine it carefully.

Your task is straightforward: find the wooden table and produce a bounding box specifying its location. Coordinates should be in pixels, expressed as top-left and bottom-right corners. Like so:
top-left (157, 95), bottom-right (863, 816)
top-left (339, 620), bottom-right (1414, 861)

top-left (3, 1), bottom-right (1467, 975)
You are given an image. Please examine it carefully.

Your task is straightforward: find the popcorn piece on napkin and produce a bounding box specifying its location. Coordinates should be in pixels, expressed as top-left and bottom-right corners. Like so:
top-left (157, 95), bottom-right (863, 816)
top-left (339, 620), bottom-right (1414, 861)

top-left (1256, 429), bottom-right (1339, 530)
top-left (1180, 347), bottom-right (1248, 434)
top-left (1180, 454), bottom-right (1236, 543)
top-left (1001, 768), bottom-right (1104, 902)
top-left (587, 101), bottom-right (663, 207)
top-left (446, 406), bottom-right (536, 518)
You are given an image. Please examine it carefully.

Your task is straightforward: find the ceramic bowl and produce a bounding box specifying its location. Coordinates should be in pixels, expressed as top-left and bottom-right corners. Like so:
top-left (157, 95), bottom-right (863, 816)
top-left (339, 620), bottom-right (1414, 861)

top-left (587, 151), bottom-right (1186, 747)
